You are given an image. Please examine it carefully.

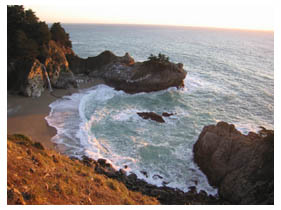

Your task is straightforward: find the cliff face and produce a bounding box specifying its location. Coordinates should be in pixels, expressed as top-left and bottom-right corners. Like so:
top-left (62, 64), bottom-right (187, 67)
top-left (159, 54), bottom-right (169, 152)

top-left (44, 40), bottom-right (77, 89)
top-left (7, 40), bottom-right (77, 97)
top-left (45, 40), bottom-right (70, 86)
top-left (193, 122), bottom-right (274, 204)
top-left (8, 58), bottom-right (45, 97)
top-left (67, 51), bottom-right (186, 93)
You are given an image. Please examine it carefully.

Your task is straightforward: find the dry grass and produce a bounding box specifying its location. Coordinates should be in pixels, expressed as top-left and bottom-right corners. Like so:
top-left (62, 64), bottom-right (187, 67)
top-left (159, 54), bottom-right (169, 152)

top-left (7, 134), bottom-right (159, 205)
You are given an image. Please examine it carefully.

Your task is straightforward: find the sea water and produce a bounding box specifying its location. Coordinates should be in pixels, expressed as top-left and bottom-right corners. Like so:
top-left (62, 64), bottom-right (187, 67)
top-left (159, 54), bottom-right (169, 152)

top-left (46, 24), bottom-right (274, 195)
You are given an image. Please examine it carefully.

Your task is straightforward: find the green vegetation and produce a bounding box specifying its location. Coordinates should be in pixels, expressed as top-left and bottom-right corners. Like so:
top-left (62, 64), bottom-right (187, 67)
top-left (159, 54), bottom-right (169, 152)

top-left (147, 53), bottom-right (170, 64)
top-left (7, 5), bottom-right (71, 62)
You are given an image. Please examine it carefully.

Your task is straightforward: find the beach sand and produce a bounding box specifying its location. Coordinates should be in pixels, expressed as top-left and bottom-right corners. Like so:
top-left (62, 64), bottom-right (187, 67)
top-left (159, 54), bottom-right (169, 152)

top-left (7, 78), bottom-right (105, 150)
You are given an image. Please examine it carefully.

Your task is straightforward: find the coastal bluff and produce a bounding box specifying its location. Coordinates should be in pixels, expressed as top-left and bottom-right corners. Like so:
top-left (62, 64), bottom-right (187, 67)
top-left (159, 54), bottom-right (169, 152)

top-left (7, 134), bottom-right (159, 205)
top-left (193, 122), bottom-right (274, 204)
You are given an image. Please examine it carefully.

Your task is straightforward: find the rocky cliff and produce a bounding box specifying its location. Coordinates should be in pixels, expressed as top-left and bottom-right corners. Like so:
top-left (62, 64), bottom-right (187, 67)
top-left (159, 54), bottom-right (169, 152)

top-left (8, 58), bottom-right (45, 97)
top-left (193, 122), bottom-right (274, 204)
top-left (7, 40), bottom-right (77, 97)
top-left (67, 51), bottom-right (187, 93)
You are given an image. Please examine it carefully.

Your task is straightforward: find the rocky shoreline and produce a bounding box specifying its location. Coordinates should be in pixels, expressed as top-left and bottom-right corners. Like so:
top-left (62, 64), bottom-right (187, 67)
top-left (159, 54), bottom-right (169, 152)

top-left (77, 155), bottom-right (227, 205)
top-left (8, 121), bottom-right (273, 205)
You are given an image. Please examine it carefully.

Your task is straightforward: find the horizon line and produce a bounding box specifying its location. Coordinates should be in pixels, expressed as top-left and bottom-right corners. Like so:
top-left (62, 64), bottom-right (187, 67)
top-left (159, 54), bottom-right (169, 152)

top-left (46, 22), bottom-right (274, 33)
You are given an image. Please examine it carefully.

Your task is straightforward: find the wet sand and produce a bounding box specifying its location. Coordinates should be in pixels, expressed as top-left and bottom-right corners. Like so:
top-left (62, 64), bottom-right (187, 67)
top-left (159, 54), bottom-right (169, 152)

top-left (7, 78), bottom-right (105, 150)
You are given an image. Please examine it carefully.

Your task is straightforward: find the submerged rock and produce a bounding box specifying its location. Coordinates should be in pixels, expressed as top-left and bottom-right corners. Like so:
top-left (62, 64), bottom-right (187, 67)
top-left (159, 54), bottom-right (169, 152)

top-left (137, 112), bottom-right (165, 123)
top-left (162, 112), bottom-right (175, 117)
top-left (67, 51), bottom-right (187, 93)
top-left (193, 121), bottom-right (274, 204)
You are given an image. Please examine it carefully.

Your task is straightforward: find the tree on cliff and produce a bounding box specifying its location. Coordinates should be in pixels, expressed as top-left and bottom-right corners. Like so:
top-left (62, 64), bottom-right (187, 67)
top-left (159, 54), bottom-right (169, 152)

top-left (50, 22), bottom-right (72, 48)
top-left (7, 6), bottom-right (70, 62)
top-left (7, 6), bottom-right (51, 60)
top-left (145, 53), bottom-right (170, 71)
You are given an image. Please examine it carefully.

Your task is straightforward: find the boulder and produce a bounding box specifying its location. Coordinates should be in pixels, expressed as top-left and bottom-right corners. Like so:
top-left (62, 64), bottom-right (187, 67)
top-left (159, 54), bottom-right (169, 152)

top-left (162, 112), bottom-right (175, 117)
top-left (193, 121), bottom-right (274, 204)
top-left (137, 112), bottom-right (165, 123)
top-left (54, 71), bottom-right (77, 89)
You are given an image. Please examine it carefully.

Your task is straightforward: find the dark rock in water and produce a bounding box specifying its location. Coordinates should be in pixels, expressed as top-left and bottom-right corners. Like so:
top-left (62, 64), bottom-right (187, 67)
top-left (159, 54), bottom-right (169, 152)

top-left (137, 112), bottom-right (165, 123)
top-left (162, 112), bottom-right (175, 117)
top-left (188, 186), bottom-right (197, 194)
top-left (153, 174), bottom-right (163, 180)
top-left (127, 173), bottom-right (138, 181)
top-left (82, 155), bottom-right (95, 167)
top-left (162, 181), bottom-right (170, 186)
top-left (119, 169), bottom-right (126, 176)
top-left (140, 171), bottom-right (148, 178)
top-left (193, 121), bottom-right (274, 204)
top-left (77, 154), bottom-right (225, 204)
top-left (97, 158), bottom-right (107, 166)
top-left (67, 51), bottom-right (186, 93)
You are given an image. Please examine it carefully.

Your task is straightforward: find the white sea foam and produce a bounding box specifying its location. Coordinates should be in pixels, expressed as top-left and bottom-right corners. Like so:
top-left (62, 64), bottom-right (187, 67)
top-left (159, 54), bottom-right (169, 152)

top-left (45, 84), bottom-right (221, 195)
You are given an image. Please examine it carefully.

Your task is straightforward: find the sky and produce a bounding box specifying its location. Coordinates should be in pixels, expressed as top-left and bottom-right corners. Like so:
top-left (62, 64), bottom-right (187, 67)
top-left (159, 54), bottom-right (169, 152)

top-left (21, 0), bottom-right (274, 31)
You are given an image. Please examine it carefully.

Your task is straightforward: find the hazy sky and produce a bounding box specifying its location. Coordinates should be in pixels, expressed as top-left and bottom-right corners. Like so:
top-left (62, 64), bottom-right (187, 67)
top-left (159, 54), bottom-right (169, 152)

top-left (24, 0), bottom-right (274, 31)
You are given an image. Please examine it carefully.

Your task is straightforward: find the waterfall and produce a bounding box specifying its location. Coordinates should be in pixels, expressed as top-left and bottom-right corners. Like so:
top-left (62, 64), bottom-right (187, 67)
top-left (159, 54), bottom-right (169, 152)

top-left (43, 65), bottom-right (53, 92)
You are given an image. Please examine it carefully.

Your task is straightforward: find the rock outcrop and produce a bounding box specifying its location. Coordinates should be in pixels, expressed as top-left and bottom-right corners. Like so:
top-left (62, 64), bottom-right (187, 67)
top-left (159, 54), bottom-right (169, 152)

top-left (193, 122), bottom-right (274, 204)
top-left (67, 51), bottom-right (186, 93)
top-left (7, 58), bottom-right (46, 97)
top-left (7, 40), bottom-right (78, 97)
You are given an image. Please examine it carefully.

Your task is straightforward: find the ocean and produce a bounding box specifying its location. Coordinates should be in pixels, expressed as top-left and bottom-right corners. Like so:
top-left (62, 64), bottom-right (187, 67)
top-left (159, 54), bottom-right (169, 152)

top-left (46, 24), bottom-right (274, 195)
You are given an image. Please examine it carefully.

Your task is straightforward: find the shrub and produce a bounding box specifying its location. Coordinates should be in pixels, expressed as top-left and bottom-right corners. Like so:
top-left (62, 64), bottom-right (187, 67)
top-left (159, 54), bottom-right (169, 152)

top-left (147, 53), bottom-right (170, 64)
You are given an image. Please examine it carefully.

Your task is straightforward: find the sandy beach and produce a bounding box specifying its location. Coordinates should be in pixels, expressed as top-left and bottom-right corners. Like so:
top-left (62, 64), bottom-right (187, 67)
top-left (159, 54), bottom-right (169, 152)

top-left (7, 78), bottom-right (105, 150)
